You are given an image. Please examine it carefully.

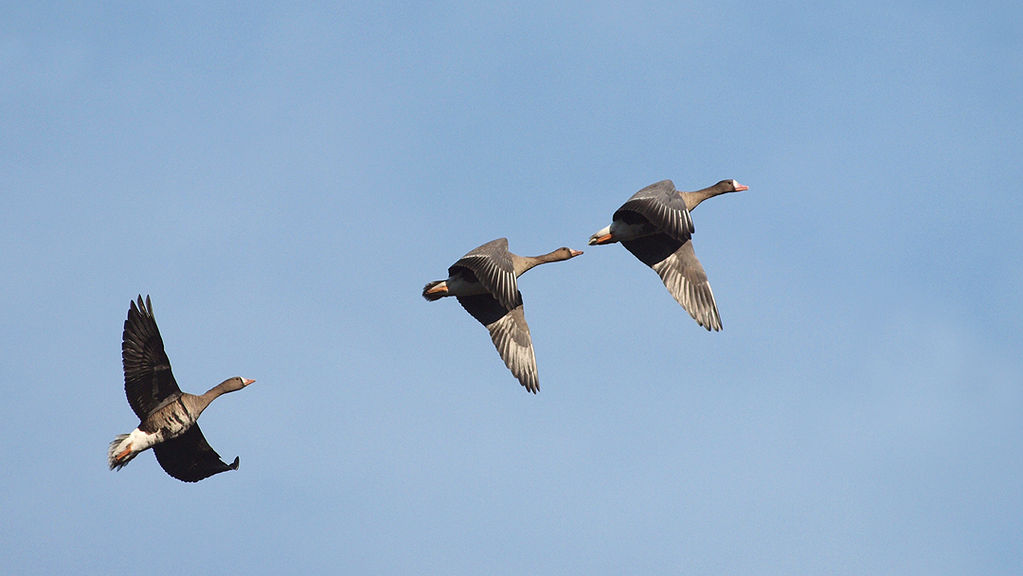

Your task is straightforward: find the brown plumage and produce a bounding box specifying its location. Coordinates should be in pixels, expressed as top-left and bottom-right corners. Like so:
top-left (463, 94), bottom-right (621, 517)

top-left (423, 238), bottom-right (583, 393)
top-left (589, 179), bottom-right (747, 330)
top-left (108, 295), bottom-right (254, 482)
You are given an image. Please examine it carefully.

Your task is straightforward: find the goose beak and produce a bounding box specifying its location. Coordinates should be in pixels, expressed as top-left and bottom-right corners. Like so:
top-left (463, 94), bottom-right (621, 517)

top-left (734, 181), bottom-right (749, 192)
top-left (569, 249), bottom-right (584, 257)
top-left (242, 378), bottom-right (255, 386)
top-left (588, 225), bottom-right (613, 245)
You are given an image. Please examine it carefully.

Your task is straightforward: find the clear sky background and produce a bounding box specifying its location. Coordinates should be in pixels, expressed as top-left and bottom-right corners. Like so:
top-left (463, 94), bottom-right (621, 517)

top-left (2, 2), bottom-right (1021, 574)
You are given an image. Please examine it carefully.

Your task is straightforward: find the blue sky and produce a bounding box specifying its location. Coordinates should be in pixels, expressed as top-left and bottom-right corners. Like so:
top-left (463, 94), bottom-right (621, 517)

top-left (2, 2), bottom-right (1021, 574)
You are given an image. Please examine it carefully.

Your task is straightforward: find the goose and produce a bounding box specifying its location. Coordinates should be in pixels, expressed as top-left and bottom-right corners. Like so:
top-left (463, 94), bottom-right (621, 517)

top-left (108, 295), bottom-right (254, 482)
top-left (423, 238), bottom-right (583, 393)
top-left (588, 179), bottom-right (748, 331)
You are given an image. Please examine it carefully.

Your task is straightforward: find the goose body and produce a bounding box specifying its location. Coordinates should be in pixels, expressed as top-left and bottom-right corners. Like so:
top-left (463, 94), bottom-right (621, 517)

top-left (108, 295), bottom-right (254, 482)
top-left (423, 238), bottom-right (582, 393)
top-left (589, 179), bottom-right (747, 331)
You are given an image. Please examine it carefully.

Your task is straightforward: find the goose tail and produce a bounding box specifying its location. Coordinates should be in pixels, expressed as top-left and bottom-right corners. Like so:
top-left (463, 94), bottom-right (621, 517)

top-left (108, 433), bottom-right (138, 470)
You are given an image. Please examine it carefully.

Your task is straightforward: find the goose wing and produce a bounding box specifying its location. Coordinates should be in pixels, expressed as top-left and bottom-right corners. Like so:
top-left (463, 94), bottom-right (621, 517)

top-left (121, 295), bottom-right (182, 420)
top-left (152, 425), bottom-right (240, 482)
top-left (641, 239), bottom-right (722, 331)
top-left (448, 238), bottom-right (519, 311)
top-left (613, 180), bottom-right (694, 242)
top-left (456, 292), bottom-right (539, 393)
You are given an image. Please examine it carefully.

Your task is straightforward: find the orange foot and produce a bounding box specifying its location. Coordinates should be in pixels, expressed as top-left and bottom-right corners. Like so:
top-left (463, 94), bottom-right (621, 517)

top-left (425, 282), bottom-right (448, 296)
top-left (116, 444), bottom-right (133, 462)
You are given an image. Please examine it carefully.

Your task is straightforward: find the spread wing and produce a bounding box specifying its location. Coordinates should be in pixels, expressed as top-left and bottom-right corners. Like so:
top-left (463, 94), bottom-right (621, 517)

top-left (641, 240), bottom-right (722, 331)
top-left (456, 292), bottom-right (539, 393)
top-left (613, 180), bottom-right (694, 243)
top-left (152, 425), bottom-right (240, 482)
top-left (122, 295), bottom-right (182, 420)
top-left (449, 238), bottom-right (519, 312)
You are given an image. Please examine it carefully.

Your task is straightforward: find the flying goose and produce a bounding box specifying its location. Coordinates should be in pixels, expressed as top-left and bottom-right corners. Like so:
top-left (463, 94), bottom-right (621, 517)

top-left (108, 295), bottom-right (254, 482)
top-left (589, 179), bottom-right (747, 330)
top-left (423, 238), bottom-right (583, 393)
